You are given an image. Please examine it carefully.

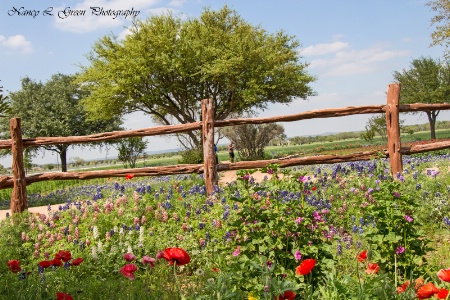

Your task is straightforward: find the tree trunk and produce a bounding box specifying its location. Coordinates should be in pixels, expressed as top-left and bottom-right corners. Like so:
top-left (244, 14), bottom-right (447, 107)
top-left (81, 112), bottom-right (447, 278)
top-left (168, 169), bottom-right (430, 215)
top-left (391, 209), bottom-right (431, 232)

top-left (60, 149), bottom-right (67, 172)
top-left (427, 111), bottom-right (437, 140)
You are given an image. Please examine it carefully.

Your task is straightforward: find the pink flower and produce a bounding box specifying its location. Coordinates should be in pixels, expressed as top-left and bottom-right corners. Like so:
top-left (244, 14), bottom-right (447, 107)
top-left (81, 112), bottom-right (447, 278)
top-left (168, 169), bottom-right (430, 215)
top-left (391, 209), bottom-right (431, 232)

top-left (233, 246), bottom-right (241, 257)
top-left (298, 176), bottom-right (308, 183)
top-left (404, 215), bottom-right (413, 222)
top-left (124, 253), bottom-right (136, 262)
top-left (142, 256), bottom-right (155, 268)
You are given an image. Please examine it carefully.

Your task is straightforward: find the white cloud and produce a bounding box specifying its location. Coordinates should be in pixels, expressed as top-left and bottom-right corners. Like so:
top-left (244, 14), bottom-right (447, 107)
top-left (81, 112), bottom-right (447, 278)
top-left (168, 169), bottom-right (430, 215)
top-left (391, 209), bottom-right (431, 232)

top-left (53, 0), bottom-right (175, 33)
top-left (0, 34), bottom-right (34, 54)
top-left (301, 41), bottom-right (349, 56)
top-left (304, 41), bottom-right (410, 77)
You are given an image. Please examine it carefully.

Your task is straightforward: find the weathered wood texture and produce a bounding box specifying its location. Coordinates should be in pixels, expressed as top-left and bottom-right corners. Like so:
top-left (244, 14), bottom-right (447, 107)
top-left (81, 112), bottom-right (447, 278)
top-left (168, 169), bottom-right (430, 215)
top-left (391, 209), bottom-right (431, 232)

top-left (401, 140), bottom-right (450, 154)
top-left (201, 99), bottom-right (218, 195)
top-left (0, 103), bottom-right (448, 150)
top-left (0, 164), bottom-right (204, 189)
top-left (9, 118), bottom-right (27, 212)
top-left (0, 122), bottom-right (202, 149)
top-left (0, 151), bottom-right (389, 189)
top-left (385, 83), bottom-right (402, 176)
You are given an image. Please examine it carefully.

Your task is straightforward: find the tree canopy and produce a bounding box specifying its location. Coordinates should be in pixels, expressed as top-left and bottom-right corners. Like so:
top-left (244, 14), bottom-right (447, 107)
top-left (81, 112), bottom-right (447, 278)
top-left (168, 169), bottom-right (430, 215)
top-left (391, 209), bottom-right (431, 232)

top-left (0, 81), bottom-right (11, 117)
top-left (2, 74), bottom-right (123, 172)
top-left (428, 0), bottom-right (450, 57)
top-left (77, 6), bottom-right (315, 149)
top-left (115, 137), bottom-right (148, 168)
top-left (393, 56), bottom-right (450, 139)
top-left (223, 123), bottom-right (284, 161)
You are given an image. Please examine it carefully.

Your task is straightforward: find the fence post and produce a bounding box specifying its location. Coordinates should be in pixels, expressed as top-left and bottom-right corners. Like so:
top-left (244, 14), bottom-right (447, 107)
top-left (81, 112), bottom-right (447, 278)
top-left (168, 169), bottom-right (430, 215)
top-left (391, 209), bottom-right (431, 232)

top-left (385, 83), bottom-right (403, 176)
top-left (10, 117), bottom-right (28, 213)
top-left (201, 98), bottom-right (218, 195)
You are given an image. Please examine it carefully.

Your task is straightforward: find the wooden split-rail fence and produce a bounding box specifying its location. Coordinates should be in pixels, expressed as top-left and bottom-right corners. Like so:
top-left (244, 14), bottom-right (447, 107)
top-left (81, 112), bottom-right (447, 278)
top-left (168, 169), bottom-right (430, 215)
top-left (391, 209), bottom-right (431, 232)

top-left (3, 83), bottom-right (450, 214)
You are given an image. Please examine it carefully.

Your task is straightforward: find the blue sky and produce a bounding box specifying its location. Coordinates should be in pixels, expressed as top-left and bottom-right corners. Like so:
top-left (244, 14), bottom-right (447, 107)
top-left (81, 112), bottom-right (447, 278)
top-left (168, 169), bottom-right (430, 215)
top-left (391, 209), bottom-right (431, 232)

top-left (0, 0), bottom-right (447, 165)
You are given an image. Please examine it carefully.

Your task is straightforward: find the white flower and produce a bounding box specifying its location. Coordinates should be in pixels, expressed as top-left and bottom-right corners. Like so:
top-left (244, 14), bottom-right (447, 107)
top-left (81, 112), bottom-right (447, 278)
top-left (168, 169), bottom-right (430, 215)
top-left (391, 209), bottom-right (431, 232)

top-left (91, 246), bottom-right (98, 260)
top-left (93, 226), bottom-right (99, 239)
top-left (195, 268), bottom-right (204, 276)
top-left (97, 241), bottom-right (103, 253)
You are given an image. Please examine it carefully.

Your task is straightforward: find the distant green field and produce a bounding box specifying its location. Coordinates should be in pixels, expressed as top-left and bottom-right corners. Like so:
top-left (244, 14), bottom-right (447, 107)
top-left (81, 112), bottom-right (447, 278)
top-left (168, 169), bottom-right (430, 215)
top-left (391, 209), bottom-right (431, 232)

top-left (0, 128), bottom-right (448, 206)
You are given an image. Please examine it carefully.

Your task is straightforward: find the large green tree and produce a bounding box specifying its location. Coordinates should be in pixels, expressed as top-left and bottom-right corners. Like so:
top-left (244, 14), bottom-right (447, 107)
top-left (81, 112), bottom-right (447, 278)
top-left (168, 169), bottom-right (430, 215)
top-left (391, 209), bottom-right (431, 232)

top-left (2, 74), bottom-right (123, 172)
top-left (77, 6), bottom-right (315, 149)
top-left (0, 81), bottom-right (11, 117)
top-left (393, 57), bottom-right (450, 139)
top-left (428, 0), bottom-right (450, 57)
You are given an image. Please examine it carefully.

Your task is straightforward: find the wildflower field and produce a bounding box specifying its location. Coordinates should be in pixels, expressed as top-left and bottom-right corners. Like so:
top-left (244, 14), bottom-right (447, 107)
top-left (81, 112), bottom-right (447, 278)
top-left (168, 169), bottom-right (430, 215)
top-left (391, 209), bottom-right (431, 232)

top-left (2, 153), bottom-right (450, 299)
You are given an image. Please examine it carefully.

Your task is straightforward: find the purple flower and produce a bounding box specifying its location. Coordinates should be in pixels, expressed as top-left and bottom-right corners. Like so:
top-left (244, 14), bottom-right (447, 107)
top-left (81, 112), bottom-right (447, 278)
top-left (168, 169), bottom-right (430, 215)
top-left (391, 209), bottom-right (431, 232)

top-left (404, 215), bottom-right (413, 222)
top-left (396, 246), bottom-right (405, 255)
top-left (294, 250), bottom-right (302, 260)
top-left (393, 191), bottom-right (401, 198)
top-left (267, 169), bottom-right (274, 174)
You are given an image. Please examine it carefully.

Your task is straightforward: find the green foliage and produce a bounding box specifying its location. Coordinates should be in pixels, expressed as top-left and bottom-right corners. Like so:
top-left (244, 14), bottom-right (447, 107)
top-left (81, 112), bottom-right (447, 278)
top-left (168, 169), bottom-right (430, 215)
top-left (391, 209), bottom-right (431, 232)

top-left (428, 0), bottom-right (450, 57)
top-left (179, 147), bottom-right (204, 164)
top-left (224, 123), bottom-right (285, 161)
top-left (77, 6), bottom-right (315, 148)
top-left (2, 74), bottom-right (123, 172)
top-left (393, 56), bottom-right (450, 139)
top-left (115, 137), bottom-right (148, 168)
top-left (0, 81), bottom-right (11, 117)
top-left (361, 181), bottom-right (431, 279)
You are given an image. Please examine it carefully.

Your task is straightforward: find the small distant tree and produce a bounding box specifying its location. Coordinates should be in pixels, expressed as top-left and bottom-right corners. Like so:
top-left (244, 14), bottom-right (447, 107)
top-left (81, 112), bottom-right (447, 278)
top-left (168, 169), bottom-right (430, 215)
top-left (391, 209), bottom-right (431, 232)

top-left (116, 137), bottom-right (148, 168)
top-left (71, 157), bottom-right (86, 167)
top-left (361, 114), bottom-right (405, 143)
top-left (223, 123), bottom-right (285, 161)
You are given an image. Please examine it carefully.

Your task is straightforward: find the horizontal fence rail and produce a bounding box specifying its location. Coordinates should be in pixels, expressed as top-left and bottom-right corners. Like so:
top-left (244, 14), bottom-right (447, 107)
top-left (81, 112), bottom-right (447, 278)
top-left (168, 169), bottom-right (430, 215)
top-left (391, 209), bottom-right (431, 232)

top-left (3, 82), bottom-right (450, 214)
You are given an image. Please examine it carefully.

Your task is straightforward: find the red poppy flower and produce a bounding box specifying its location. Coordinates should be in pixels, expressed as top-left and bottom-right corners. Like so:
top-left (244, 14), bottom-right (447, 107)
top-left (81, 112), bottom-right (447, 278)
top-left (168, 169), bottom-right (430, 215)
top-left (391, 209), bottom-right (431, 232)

top-left (120, 264), bottom-right (138, 280)
top-left (163, 248), bottom-right (191, 266)
top-left (124, 253), bottom-right (136, 262)
top-left (71, 258), bottom-right (84, 266)
top-left (275, 290), bottom-right (296, 300)
top-left (126, 174), bottom-right (134, 180)
top-left (357, 250), bottom-right (367, 262)
top-left (396, 280), bottom-right (410, 294)
top-left (55, 250), bottom-right (72, 262)
top-left (56, 292), bottom-right (73, 300)
top-left (39, 260), bottom-right (52, 268)
top-left (437, 268), bottom-right (450, 283)
top-left (295, 258), bottom-right (316, 275)
top-left (312, 186), bottom-right (317, 191)
top-left (416, 282), bottom-right (439, 299)
top-left (437, 288), bottom-right (450, 299)
top-left (51, 259), bottom-right (63, 267)
top-left (7, 260), bottom-right (21, 273)
top-left (365, 263), bottom-right (380, 274)
top-left (212, 267), bottom-right (220, 273)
